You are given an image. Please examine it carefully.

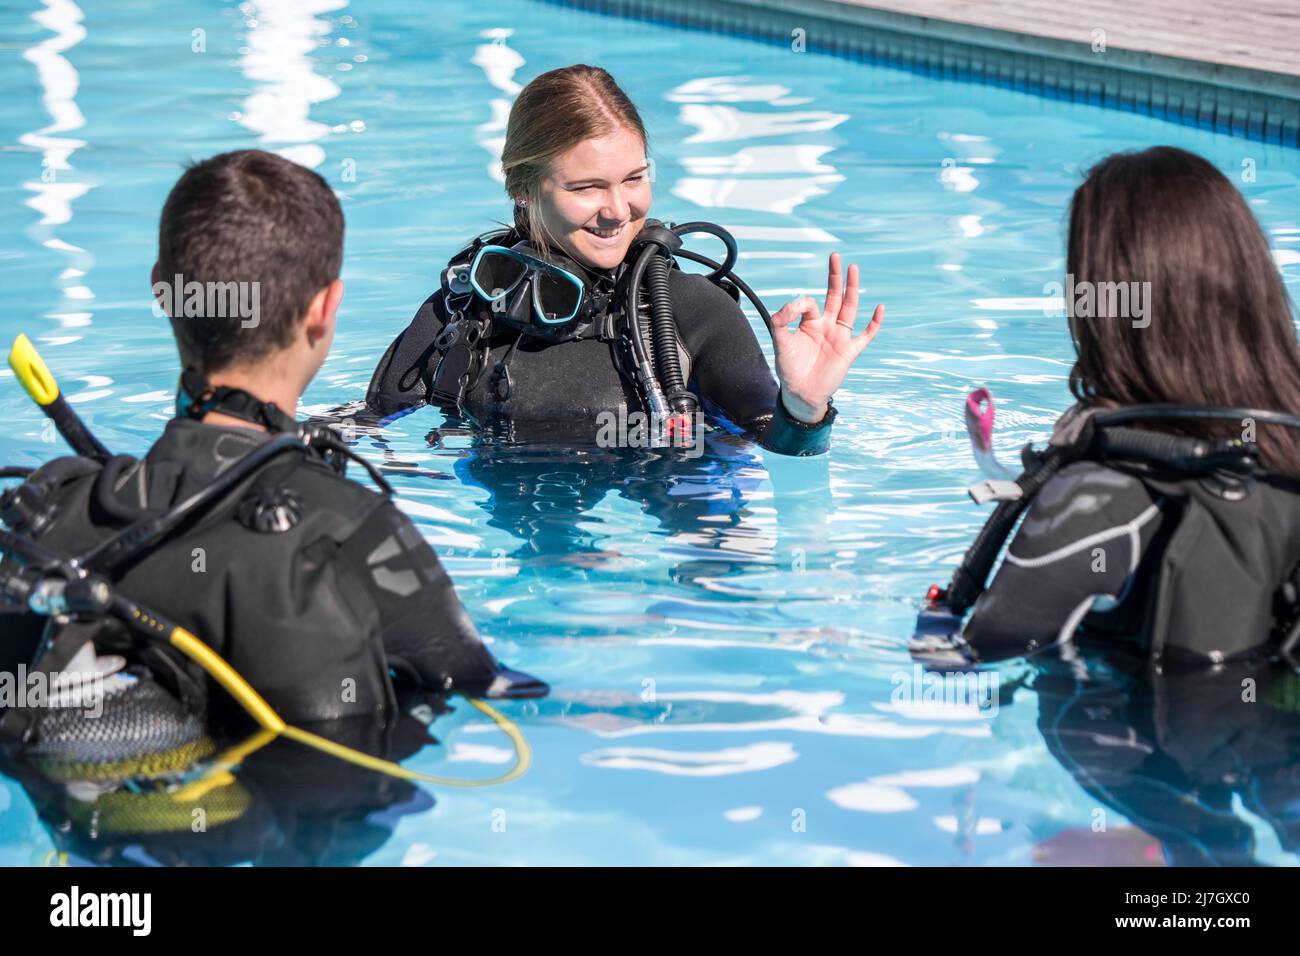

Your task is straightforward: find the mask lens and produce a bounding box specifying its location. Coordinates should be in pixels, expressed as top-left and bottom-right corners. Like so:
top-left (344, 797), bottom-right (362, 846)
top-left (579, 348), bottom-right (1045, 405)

top-left (472, 250), bottom-right (528, 301)
top-left (533, 269), bottom-right (582, 323)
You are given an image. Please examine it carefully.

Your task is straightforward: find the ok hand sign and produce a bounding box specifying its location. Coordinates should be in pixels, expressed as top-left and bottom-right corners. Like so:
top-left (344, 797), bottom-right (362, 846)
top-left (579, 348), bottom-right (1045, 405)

top-left (770, 253), bottom-right (884, 423)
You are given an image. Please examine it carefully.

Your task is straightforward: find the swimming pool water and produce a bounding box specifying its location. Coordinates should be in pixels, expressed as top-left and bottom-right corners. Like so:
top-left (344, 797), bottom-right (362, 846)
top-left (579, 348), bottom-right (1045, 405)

top-left (2, 0), bottom-right (1299, 866)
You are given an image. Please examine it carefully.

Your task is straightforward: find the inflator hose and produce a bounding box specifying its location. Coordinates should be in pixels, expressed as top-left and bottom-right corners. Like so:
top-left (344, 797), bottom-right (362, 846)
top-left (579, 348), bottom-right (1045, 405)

top-left (645, 252), bottom-right (696, 415)
top-left (945, 445), bottom-right (1072, 615)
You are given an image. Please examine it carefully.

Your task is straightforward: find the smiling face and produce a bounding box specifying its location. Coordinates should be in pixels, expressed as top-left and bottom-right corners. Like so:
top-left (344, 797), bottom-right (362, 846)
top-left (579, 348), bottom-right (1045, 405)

top-left (532, 126), bottom-right (652, 271)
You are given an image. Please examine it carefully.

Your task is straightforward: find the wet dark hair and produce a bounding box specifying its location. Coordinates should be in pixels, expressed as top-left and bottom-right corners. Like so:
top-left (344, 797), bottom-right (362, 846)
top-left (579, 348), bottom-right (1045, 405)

top-left (1067, 146), bottom-right (1300, 476)
top-left (156, 149), bottom-right (343, 373)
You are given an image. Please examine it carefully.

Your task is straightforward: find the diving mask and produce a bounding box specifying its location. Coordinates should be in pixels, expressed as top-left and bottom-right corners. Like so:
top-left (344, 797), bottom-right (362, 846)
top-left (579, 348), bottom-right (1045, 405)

top-left (469, 242), bottom-right (605, 341)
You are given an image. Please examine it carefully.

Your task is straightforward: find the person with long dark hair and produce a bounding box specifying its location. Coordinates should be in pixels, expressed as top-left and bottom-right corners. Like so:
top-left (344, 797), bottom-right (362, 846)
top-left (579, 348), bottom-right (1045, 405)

top-left (1066, 147), bottom-right (1300, 472)
top-left (937, 146), bottom-right (1300, 665)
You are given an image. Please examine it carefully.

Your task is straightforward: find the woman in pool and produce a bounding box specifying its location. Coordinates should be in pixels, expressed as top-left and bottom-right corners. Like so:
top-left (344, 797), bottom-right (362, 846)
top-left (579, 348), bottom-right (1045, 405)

top-left (937, 146), bottom-right (1300, 666)
top-left (365, 64), bottom-right (884, 457)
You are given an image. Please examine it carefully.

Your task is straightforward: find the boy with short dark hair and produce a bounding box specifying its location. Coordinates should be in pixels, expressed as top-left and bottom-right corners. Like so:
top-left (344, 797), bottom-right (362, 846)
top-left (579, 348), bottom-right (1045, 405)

top-left (5, 149), bottom-right (544, 722)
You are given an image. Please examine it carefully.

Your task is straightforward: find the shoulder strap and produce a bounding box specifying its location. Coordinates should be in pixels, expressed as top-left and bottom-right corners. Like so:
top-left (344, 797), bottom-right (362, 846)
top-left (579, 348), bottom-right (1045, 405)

top-left (0, 455), bottom-right (103, 536)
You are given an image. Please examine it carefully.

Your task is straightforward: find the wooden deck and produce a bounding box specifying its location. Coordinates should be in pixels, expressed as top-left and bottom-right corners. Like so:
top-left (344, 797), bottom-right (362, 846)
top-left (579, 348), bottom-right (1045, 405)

top-left (833, 0), bottom-right (1299, 80)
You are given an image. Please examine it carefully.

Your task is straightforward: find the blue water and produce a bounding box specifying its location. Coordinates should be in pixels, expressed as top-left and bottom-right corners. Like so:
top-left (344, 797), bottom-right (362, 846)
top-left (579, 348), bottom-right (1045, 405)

top-left (2, 0), bottom-right (1299, 866)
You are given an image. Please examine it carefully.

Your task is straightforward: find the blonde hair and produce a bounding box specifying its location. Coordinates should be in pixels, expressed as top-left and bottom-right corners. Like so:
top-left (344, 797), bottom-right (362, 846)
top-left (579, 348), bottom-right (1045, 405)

top-left (502, 65), bottom-right (648, 259)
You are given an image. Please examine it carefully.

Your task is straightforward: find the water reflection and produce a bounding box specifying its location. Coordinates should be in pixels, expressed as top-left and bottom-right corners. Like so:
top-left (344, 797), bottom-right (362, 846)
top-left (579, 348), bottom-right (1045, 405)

top-left (674, 175), bottom-right (844, 215)
top-left (666, 75), bottom-right (812, 106)
top-left (471, 28), bottom-right (524, 183)
top-left (443, 429), bottom-right (792, 576)
top-left (677, 104), bottom-right (848, 144)
top-left (671, 76), bottom-right (847, 217)
top-left (237, 0), bottom-right (347, 169)
top-left (1031, 655), bottom-right (1300, 866)
top-left (3, 693), bottom-right (449, 866)
top-left (21, 0), bottom-right (94, 334)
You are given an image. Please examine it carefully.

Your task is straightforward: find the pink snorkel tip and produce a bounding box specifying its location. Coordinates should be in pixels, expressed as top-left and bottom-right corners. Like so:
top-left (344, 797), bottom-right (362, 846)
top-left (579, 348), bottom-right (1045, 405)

top-left (965, 387), bottom-right (996, 454)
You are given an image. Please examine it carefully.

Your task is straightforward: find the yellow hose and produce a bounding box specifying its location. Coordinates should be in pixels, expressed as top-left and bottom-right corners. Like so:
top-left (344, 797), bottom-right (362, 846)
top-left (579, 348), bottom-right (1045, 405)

top-left (282, 697), bottom-right (531, 788)
top-left (170, 629), bottom-right (285, 732)
top-left (171, 729), bottom-right (279, 802)
top-left (167, 627), bottom-right (531, 789)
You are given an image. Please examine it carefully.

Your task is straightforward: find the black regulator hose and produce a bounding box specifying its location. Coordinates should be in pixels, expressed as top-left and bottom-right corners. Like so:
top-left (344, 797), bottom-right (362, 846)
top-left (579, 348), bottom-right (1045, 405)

top-left (80, 432), bottom-right (307, 574)
top-left (625, 243), bottom-right (660, 410)
top-left (670, 221), bottom-right (738, 282)
top-left (622, 219), bottom-right (771, 422)
top-left (645, 252), bottom-right (696, 416)
top-left (1095, 404), bottom-right (1300, 432)
top-left (627, 246), bottom-right (653, 368)
top-left (626, 224), bottom-right (680, 420)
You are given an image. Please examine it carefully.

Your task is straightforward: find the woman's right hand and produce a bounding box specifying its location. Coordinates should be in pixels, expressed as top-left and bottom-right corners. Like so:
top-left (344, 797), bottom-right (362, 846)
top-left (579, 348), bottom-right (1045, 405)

top-left (770, 252), bottom-right (885, 423)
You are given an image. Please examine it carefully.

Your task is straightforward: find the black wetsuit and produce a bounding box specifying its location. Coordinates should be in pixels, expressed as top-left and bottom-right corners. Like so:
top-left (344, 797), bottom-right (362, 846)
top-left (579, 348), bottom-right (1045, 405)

top-left (365, 234), bottom-right (834, 456)
top-left (0, 418), bottom-right (537, 725)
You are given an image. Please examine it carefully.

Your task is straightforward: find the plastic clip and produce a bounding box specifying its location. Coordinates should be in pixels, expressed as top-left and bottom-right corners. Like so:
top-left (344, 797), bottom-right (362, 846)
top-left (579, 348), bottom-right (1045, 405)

top-left (968, 479), bottom-right (1023, 505)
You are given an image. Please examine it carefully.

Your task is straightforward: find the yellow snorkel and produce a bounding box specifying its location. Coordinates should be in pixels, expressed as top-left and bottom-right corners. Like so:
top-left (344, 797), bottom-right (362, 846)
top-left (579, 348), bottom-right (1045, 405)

top-left (8, 333), bottom-right (111, 461)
